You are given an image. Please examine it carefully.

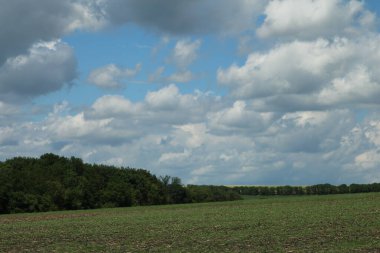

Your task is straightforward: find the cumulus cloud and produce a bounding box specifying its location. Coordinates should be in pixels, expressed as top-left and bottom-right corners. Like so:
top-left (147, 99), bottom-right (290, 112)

top-left (0, 0), bottom-right (260, 101)
top-left (149, 39), bottom-right (201, 84)
top-left (0, 0), bottom-right (107, 101)
top-left (88, 63), bottom-right (141, 88)
top-left (40, 100), bottom-right (142, 147)
top-left (208, 101), bottom-right (275, 133)
top-left (2, 0), bottom-right (380, 186)
top-left (364, 120), bottom-right (380, 146)
top-left (66, 0), bottom-right (108, 32)
top-left (12, 85), bottom-right (219, 157)
top-left (81, 89), bottom-right (376, 184)
top-left (105, 0), bottom-right (266, 35)
top-left (145, 84), bottom-right (182, 110)
top-left (0, 0), bottom-right (71, 64)
top-left (218, 36), bottom-right (380, 111)
top-left (1, 84), bottom-right (380, 185)
top-left (143, 85), bottom-right (220, 118)
top-left (0, 0), bottom-right (104, 65)
top-left (0, 40), bottom-right (77, 101)
top-left (318, 65), bottom-right (380, 106)
top-left (334, 121), bottom-right (380, 183)
top-left (0, 0), bottom-right (263, 67)
top-left (90, 95), bottom-right (142, 117)
top-left (257, 0), bottom-right (376, 39)
top-left (171, 39), bottom-right (201, 68)
top-left (141, 85), bottom-right (220, 125)
top-left (47, 113), bottom-right (112, 140)
top-left (260, 110), bottom-right (355, 153)
top-left (88, 84), bottom-right (221, 127)
top-left (355, 150), bottom-right (380, 171)
top-left (51, 85), bottom-right (217, 149)
top-left (171, 124), bottom-right (208, 149)
top-left (351, 120), bottom-right (380, 178)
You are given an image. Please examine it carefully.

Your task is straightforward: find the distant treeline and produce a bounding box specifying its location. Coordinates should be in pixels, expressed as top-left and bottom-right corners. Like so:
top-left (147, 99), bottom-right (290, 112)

top-left (231, 183), bottom-right (380, 196)
top-left (0, 154), bottom-right (241, 214)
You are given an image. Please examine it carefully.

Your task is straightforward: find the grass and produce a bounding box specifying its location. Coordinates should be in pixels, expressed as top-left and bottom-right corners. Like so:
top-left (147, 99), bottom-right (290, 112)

top-left (1, 193), bottom-right (380, 252)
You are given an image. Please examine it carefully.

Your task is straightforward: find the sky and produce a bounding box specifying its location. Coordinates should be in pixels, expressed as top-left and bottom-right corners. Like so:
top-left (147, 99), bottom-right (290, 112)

top-left (1, 0), bottom-right (380, 185)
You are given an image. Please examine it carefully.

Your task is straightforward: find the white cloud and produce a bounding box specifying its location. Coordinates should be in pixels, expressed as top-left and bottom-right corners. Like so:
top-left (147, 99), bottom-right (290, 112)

top-left (145, 84), bottom-right (181, 110)
top-left (0, 40), bottom-right (76, 101)
top-left (337, 120), bottom-right (380, 182)
top-left (2, 92), bottom-right (380, 185)
top-left (0, 0), bottom-right (264, 67)
top-left (88, 84), bottom-right (221, 128)
top-left (0, 1), bottom-right (114, 103)
top-left (208, 100), bottom-right (275, 132)
top-left (318, 65), bottom-right (380, 106)
top-left (46, 112), bottom-right (112, 140)
top-left (158, 149), bottom-right (191, 164)
top-left (148, 39), bottom-right (200, 85)
top-left (88, 63), bottom-right (141, 88)
top-left (171, 39), bottom-right (201, 69)
top-left (171, 124), bottom-right (207, 149)
top-left (218, 39), bottom-right (333, 99)
top-left (218, 36), bottom-right (380, 111)
top-left (257, 0), bottom-right (375, 39)
top-left (282, 111), bottom-right (330, 127)
top-left (2, 0), bottom-right (380, 187)
top-left (355, 150), bottom-right (380, 171)
top-left (364, 121), bottom-right (380, 146)
top-left (0, 0), bottom-right (106, 65)
top-left (91, 95), bottom-right (142, 117)
top-left (66, 0), bottom-right (108, 32)
top-left (262, 110), bottom-right (355, 153)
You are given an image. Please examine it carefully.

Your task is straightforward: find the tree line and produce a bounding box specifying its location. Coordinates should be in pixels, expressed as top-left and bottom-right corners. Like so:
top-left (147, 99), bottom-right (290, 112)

top-left (1, 153), bottom-right (379, 214)
top-left (231, 183), bottom-right (380, 196)
top-left (0, 154), bottom-right (241, 214)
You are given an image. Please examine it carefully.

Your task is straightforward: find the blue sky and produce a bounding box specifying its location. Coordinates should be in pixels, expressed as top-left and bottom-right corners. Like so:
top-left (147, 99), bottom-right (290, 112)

top-left (1, 0), bottom-right (380, 185)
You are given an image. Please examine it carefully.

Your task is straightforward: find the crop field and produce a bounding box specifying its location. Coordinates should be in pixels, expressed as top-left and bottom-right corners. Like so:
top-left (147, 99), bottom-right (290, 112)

top-left (1, 193), bottom-right (380, 252)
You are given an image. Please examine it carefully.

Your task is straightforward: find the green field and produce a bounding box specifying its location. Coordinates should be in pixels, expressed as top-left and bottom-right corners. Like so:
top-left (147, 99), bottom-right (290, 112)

top-left (1, 193), bottom-right (380, 252)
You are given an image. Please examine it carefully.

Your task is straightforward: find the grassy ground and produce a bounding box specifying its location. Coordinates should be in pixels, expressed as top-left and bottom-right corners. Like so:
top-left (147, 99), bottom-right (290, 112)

top-left (1, 193), bottom-right (380, 252)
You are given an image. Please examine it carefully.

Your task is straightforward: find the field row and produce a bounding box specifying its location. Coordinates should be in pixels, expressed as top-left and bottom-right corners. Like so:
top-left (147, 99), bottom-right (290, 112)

top-left (1, 193), bottom-right (380, 252)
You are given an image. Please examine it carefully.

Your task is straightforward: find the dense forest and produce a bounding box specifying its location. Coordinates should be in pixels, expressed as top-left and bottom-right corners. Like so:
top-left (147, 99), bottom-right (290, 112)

top-left (0, 154), bottom-right (240, 214)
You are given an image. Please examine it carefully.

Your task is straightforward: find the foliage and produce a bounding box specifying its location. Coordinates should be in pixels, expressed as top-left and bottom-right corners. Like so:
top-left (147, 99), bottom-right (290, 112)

top-left (0, 154), bottom-right (240, 214)
top-left (2, 153), bottom-right (378, 215)
top-left (187, 185), bottom-right (241, 203)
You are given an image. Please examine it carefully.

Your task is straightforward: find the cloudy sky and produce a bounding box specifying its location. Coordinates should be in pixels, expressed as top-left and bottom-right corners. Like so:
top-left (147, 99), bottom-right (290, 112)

top-left (1, 0), bottom-right (380, 185)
